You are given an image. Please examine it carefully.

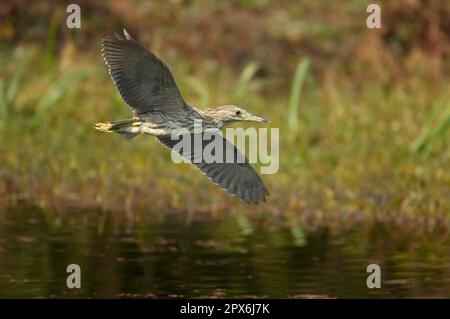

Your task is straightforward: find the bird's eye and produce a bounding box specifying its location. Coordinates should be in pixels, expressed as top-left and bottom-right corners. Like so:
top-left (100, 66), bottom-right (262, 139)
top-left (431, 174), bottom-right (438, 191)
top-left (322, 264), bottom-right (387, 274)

top-left (235, 110), bottom-right (241, 116)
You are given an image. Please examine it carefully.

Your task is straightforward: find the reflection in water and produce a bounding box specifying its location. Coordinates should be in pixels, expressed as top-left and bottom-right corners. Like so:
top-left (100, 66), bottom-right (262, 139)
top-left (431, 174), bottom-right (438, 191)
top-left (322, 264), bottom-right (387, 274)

top-left (0, 207), bottom-right (449, 298)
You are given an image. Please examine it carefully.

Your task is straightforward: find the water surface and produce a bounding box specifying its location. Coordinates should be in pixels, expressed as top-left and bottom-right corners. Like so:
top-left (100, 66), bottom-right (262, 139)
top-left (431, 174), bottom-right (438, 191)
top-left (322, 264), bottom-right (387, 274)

top-left (0, 207), bottom-right (449, 298)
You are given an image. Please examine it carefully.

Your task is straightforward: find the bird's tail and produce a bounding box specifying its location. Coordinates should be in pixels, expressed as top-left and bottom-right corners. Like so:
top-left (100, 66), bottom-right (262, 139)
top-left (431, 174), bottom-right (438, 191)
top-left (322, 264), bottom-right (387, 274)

top-left (94, 119), bottom-right (140, 139)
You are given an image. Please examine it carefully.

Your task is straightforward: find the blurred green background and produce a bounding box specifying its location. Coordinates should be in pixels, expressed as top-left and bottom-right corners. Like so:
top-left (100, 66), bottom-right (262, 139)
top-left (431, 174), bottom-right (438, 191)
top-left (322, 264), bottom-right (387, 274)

top-left (0, 0), bottom-right (449, 298)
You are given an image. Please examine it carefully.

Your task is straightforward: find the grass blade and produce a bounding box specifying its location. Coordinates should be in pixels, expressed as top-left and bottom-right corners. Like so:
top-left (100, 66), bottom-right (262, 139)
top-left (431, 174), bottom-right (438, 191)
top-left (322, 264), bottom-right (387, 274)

top-left (288, 58), bottom-right (310, 134)
top-left (6, 56), bottom-right (30, 105)
top-left (411, 98), bottom-right (450, 156)
top-left (0, 81), bottom-right (7, 119)
top-left (234, 62), bottom-right (260, 99)
top-left (33, 70), bottom-right (87, 124)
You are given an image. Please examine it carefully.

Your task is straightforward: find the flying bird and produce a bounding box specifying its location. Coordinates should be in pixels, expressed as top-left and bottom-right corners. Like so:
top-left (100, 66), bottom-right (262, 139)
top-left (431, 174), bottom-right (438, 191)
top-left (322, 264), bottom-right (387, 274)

top-left (95, 29), bottom-right (269, 204)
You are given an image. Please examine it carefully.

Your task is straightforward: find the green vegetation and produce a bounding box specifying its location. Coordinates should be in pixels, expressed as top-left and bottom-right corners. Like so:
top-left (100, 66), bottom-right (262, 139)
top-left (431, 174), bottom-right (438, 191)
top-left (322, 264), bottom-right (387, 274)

top-left (288, 58), bottom-right (310, 135)
top-left (0, 1), bottom-right (449, 235)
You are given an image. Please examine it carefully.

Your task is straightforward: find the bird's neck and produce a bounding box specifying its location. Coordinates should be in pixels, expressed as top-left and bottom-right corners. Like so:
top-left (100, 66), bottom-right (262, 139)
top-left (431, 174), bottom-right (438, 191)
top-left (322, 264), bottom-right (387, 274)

top-left (201, 108), bottom-right (227, 128)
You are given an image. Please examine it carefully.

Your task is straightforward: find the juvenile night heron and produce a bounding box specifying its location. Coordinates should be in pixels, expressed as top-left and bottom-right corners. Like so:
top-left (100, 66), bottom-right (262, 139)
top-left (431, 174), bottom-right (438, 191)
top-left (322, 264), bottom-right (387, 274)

top-left (95, 29), bottom-right (269, 204)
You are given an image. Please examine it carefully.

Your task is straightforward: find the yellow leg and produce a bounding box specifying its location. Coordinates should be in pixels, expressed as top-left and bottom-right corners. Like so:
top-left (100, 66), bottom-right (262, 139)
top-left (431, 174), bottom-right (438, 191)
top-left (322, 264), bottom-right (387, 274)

top-left (93, 122), bottom-right (113, 132)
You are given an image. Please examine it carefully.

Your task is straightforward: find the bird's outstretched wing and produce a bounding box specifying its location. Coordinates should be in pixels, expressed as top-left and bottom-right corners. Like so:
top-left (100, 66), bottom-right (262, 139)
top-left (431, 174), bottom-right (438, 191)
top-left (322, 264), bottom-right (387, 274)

top-left (102, 29), bottom-right (185, 115)
top-left (158, 132), bottom-right (269, 204)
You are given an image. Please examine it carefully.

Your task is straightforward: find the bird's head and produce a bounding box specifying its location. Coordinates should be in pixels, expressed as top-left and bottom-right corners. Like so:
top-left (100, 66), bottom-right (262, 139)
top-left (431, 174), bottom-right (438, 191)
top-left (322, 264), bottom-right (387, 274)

top-left (204, 105), bottom-right (268, 127)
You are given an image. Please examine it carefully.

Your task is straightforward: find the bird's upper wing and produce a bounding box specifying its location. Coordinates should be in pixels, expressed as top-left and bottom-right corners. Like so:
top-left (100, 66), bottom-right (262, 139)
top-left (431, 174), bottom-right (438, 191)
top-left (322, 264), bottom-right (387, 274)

top-left (102, 29), bottom-right (186, 115)
top-left (158, 132), bottom-right (269, 204)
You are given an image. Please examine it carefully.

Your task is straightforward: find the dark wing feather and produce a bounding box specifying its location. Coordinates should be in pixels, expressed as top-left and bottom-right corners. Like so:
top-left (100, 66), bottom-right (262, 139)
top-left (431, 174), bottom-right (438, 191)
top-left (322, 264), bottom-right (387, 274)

top-left (101, 29), bottom-right (185, 115)
top-left (158, 132), bottom-right (269, 204)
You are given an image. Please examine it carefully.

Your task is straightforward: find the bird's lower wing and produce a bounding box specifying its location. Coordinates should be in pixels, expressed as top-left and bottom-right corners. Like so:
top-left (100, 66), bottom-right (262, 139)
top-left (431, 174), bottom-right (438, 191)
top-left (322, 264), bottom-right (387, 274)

top-left (158, 132), bottom-right (268, 204)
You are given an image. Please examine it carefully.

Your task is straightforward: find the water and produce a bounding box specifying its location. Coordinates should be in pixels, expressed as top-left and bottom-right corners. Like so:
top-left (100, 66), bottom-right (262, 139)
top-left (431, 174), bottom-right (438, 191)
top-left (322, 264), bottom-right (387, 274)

top-left (0, 206), bottom-right (449, 298)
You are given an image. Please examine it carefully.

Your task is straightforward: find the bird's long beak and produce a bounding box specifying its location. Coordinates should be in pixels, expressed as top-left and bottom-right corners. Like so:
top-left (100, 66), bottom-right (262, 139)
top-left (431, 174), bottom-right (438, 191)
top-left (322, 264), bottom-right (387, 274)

top-left (244, 113), bottom-right (269, 123)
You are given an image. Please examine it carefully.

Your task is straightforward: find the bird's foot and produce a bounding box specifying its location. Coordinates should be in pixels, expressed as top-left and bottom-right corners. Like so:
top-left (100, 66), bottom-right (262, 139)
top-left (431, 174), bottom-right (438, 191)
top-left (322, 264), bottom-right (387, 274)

top-left (93, 122), bottom-right (113, 132)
